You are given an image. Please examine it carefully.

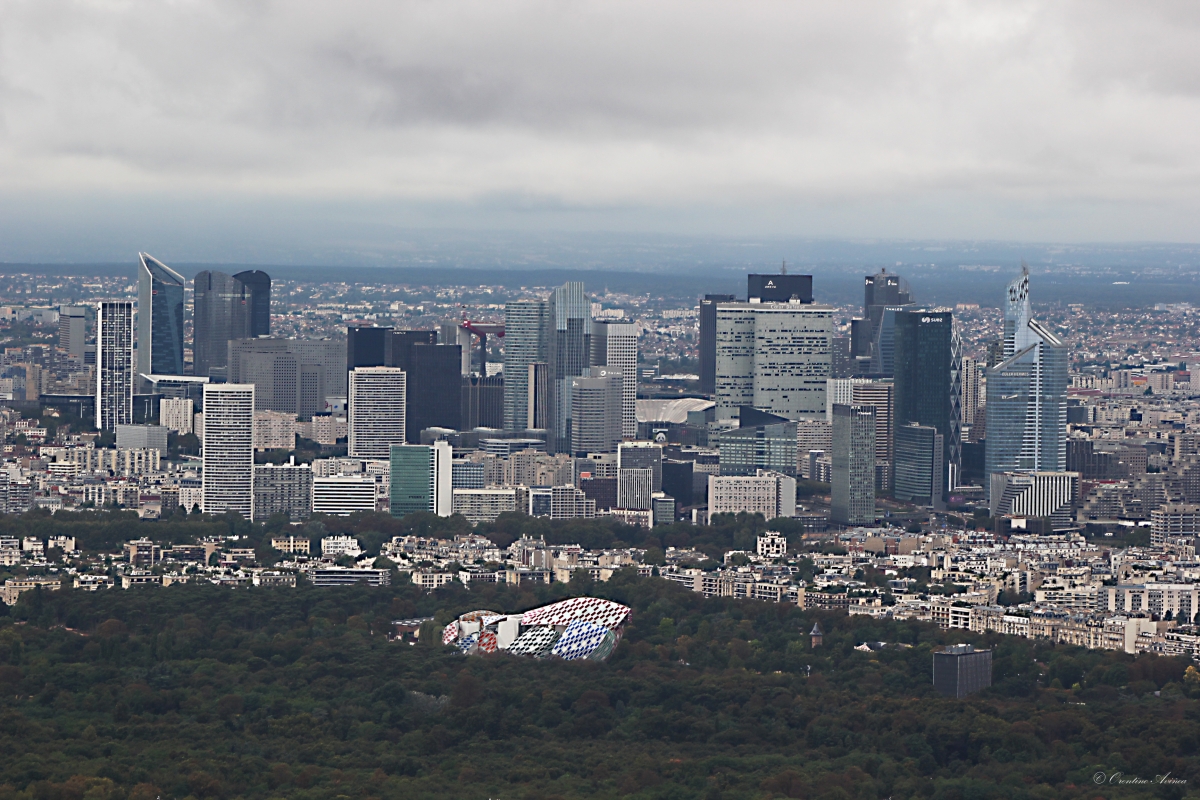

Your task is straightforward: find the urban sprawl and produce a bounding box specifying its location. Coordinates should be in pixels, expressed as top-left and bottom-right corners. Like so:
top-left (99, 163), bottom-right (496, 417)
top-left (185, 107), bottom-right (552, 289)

top-left (1, 257), bottom-right (1199, 666)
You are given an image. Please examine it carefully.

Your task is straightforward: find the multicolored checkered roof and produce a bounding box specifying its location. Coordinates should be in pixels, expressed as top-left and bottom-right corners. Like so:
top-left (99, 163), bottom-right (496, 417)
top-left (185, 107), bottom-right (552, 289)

top-left (519, 597), bottom-right (631, 630)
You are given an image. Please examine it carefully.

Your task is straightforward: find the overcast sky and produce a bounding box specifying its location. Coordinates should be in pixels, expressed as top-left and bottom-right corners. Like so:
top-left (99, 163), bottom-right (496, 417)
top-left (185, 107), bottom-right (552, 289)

top-left (3, 1), bottom-right (1200, 263)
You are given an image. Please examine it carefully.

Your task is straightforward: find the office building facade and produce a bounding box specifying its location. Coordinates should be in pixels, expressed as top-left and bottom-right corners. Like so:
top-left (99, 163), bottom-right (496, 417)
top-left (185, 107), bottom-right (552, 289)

top-left (390, 441), bottom-right (453, 518)
top-left (893, 308), bottom-right (961, 494)
top-left (894, 423), bottom-right (944, 507)
top-left (985, 271), bottom-right (1069, 501)
top-left (547, 282), bottom-right (592, 452)
top-left (137, 253), bottom-right (186, 377)
top-left (715, 302), bottom-right (833, 421)
top-left (592, 321), bottom-right (638, 439)
top-left (253, 461), bottom-right (313, 522)
top-left (312, 475), bottom-right (378, 516)
top-left (700, 294), bottom-right (737, 395)
top-left (989, 471), bottom-right (1079, 529)
top-left (393, 341), bottom-right (461, 442)
top-left (717, 407), bottom-right (798, 477)
top-left (831, 404), bottom-right (876, 525)
top-left (708, 471), bottom-right (796, 519)
top-left (96, 300), bottom-right (134, 430)
top-left (348, 367), bottom-right (407, 459)
top-left (503, 300), bottom-right (548, 431)
top-left (570, 367), bottom-right (623, 455)
top-left (193, 270), bottom-right (271, 379)
top-left (202, 383), bottom-right (255, 518)
top-left (59, 306), bottom-right (87, 358)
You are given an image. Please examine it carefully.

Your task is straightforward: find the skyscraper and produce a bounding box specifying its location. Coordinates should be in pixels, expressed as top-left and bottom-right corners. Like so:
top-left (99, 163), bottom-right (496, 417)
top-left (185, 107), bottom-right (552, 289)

top-left (747, 274), bottom-right (813, 303)
top-left (58, 306), bottom-right (87, 358)
top-left (850, 269), bottom-right (913, 376)
top-left (547, 282), bottom-right (591, 452)
top-left (96, 300), bottom-right (134, 430)
top-left (395, 342), bottom-right (461, 442)
top-left (193, 270), bottom-right (271, 379)
top-left (390, 441), bottom-right (453, 518)
top-left (985, 270), bottom-right (1068, 500)
top-left (503, 300), bottom-right (547, 431)
top-left (348, 367), bottom-right (407, 458)
top-left (961, 356), bottom-right (980, 438)
top-left (346, 326), bottom-right (392, 373)
top-left (715, 302), bottom-right (833, 421)
top-left (202, 383), bottom-right (255, 518)
top-left (234, 270), bottom-right (271, 337)
top-left (893, 423), bottom-right (944, 507)
top-left (570, 367), bottom-right (623, 455)
top-left (893, 309), bottom-right (961, 493)
top-left (592, 321), bottom-right (638, 439)
top-left (831, 403), bottom-right (876, 525)
top-left (700, 294), bottom-right (736, 396)
top-left (137, 253), bottom-right (185, 377)
top-left (227, 339), bottom-right (327, 418)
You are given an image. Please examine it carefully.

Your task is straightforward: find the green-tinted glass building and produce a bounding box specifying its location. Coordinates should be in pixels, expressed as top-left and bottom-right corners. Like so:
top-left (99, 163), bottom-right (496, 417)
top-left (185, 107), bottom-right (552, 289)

top-left (389, 442), bottom-right (452, 518)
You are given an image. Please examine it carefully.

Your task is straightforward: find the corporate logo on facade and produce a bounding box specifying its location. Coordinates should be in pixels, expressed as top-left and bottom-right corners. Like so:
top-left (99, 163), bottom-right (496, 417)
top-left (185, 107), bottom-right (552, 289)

top-left (765, 280), bottom-right (776, 288)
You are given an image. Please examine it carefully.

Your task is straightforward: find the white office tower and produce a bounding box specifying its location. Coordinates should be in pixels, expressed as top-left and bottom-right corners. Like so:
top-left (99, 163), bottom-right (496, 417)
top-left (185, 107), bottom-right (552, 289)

top-left (570, 367), bottom-right (623, 454)
top-left (715, 303), bottom-right (833, 421)
top-left (96, 300), bottom-right (134, 430)
top-left (159, 397), bottom-right (194, 434)
top-left (59, 306), bottom-right (87, 357)
top-left (594, 321), bottom-right (639, 439)
top-left (617, 467), bottom-right (653, 511)
top-left (348, 367), bottom-right (406, 458)
top-left (202, 383), bottom-right (255, 518)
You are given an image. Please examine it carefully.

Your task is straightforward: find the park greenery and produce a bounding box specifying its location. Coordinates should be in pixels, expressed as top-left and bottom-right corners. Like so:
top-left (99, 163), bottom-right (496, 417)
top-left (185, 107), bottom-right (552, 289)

top-left (0, 510), bottom-right (1196, 798)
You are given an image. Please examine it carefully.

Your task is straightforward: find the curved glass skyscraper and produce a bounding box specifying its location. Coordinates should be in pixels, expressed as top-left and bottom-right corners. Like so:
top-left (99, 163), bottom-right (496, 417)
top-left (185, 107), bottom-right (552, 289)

top-left (137, 253), bottom-right (186, 377)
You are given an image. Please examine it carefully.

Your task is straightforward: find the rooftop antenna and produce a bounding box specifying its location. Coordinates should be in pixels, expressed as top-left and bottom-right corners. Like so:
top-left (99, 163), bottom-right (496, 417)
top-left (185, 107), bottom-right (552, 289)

top-left (1021, 259), bottom-right (1029, 276)
top-left (781, 259), bottom-right (787, 275)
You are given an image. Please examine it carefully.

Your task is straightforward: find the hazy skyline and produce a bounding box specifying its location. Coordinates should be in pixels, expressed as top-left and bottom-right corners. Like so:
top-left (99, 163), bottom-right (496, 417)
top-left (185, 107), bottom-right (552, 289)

top-left (4, 1), bottom-right (1200, 262)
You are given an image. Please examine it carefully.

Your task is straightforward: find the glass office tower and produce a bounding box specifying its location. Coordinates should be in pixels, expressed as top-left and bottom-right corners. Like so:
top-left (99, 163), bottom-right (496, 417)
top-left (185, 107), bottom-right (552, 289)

top-left (985, 270), bottom-right (1068, 502)
top-left (137, 253), bottom-right (186, 376)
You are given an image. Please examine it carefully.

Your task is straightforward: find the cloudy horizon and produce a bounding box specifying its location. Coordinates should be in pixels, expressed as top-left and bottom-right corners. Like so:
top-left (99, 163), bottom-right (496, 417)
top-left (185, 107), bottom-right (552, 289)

top-left (3, 1), bottom-right (1200, 262)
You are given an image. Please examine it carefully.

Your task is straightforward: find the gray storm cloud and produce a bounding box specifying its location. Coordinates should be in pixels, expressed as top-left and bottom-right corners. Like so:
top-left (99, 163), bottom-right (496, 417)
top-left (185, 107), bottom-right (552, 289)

top-left (2, 0), bottom-right (1200, 253)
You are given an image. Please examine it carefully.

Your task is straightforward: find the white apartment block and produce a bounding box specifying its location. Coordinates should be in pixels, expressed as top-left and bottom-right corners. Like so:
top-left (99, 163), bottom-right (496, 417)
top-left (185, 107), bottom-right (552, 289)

top-left (159, 397), bottom-right (194, 435)
top-left (708, 471), bottom-right (797, 519)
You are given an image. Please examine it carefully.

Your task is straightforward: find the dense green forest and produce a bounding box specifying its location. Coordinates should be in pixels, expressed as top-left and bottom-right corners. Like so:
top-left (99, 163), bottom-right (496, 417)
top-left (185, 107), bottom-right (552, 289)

top-left (1, 570), bottom-right (1197, 800)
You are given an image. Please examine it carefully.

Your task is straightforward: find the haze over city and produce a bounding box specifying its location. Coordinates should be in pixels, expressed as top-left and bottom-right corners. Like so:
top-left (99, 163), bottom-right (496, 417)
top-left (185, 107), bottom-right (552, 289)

top-left (1, 4), bottom-right (1199, 800)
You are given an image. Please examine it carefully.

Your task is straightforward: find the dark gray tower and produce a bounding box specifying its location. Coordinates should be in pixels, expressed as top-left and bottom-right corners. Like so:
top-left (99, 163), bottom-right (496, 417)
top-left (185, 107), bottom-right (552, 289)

top-left (700, 294), bottom-right (736, 395)
top-left (233, 270), bottom-right (271, 337)
top-left (194, 271), bottom-right (252, 379)
top-left (547, 282), bottom-right (591, 453)
top-left (137, 253), bottom-right (185, 376)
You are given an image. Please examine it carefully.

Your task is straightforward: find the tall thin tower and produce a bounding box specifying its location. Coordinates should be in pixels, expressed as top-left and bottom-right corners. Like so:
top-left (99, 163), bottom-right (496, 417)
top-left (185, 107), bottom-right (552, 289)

top-left (202, 383), bottom-right (256, 518)
top-left (96, 300), bottom-right (134, 430)
top-left (137, 253), bottom-right (186, 377)
top-left (348, 367), bottom-right (407, 458)
top-left (503, 300), bottom-right (547, 431)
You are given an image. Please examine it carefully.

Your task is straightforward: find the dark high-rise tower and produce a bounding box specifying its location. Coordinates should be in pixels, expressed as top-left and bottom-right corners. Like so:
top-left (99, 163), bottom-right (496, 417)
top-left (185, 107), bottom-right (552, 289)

top-left (233, 270), bottom-right (271, 337)
top-left (390, 332), bottom-right (460, 442)
top-left (194, 270), bottom-right (272, 379)
top-left (137, 253), bottom-right (185, 376)
top-left (851, 269), bottom-right (913, 376)
top-left (893, 309), bottom-right (961, 494)
top-left (700, 294), bottom-right (736, 395)
top-left (347, 326), bottom-right (393, 373)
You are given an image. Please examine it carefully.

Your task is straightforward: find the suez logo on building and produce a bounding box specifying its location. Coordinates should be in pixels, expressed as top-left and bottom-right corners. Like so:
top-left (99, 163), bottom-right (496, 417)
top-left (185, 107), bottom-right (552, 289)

top-left (920, 316), bottom-right (946, 323)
